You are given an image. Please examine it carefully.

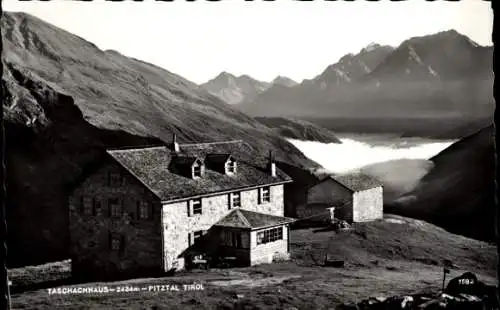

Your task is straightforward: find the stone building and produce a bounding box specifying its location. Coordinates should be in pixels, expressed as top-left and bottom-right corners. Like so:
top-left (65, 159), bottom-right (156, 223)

top-left (68, 136), bottom-right (295, 279)
top-left (297, 173), bottom-right (383, 224)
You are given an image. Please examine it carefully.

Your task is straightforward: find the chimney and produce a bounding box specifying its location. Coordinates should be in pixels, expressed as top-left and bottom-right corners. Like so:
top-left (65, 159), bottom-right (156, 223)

top-left (172, 133), bottom-right (180, 153)
top-left (268, 150), bottom-right (276, 177)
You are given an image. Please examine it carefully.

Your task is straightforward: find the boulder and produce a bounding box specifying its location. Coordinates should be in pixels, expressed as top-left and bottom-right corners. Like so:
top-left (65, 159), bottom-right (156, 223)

top-left (445, 272), bottom-right (483, 297)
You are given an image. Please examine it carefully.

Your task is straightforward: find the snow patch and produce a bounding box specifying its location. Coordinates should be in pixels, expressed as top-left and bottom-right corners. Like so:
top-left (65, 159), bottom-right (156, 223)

top-left (408, 45), bottom-right (423, 65)
top-left (333, 68), bottom-right (351, 82)
top-left (427, 65), bottom-right (438, 77)
top-left (359, 60), bottom-right (371, 73)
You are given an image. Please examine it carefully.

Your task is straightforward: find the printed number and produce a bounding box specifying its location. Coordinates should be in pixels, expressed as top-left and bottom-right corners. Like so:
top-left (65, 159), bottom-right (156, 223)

top-left (458, 279), bottom-right (474, 285)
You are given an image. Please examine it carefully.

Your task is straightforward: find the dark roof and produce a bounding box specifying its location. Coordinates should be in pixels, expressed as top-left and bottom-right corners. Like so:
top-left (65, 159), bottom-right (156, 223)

top-left (205, 153), bottom-right (232, 165)
top-left (330, 173), bottom-right (382, 192)
top-left (106, 142), bottom-right (292, 202)
top-left (214, 209), bottom-right (296, 230)
top-left (172, 155), bottom-right (202, 166)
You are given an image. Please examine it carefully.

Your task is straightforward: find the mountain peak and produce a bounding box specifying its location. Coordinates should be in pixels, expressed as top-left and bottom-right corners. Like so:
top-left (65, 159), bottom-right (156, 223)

top-left (216, 71), bottom-right (236, 79)
top-left (201, 72), bottom-right (271, 105)
top-left (361, 42), bottom-right (381, 53)
top-left (272, 76), bottom-right (298, 87)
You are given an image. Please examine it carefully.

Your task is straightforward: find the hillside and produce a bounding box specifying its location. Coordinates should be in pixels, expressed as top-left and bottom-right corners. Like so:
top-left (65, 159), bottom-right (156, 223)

top-left (1, 11), bottom-right (320, 267)
top-left (386, 125), bottom-right (496, 242)
top-left (238, 30), bottom-right (493, 121)
top-left (254, 117), bottom-right (341, 143)
top-left (200, 72), bottom-right (271, 105)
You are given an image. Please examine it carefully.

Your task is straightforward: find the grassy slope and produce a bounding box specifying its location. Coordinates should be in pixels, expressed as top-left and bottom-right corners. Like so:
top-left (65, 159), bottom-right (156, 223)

top-left (386, 125), bottom-right (496, 242)
top-left (2, 11), bottom-right (319, 266)
top-left (10, 215), bottom-right (497, 309)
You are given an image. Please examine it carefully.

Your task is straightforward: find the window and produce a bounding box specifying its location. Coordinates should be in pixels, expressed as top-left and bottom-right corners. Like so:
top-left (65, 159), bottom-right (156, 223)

top-left (82, 196), bottom-right (94, 215)
top-left (194, 230), bottom-right (203, 241)
top-left (188, 199), bottom-right (202, 216)
top-left (108, 198), bottom-right (122, 218)
top-left (137, 201), bottom-right (149, 220)
top-left (108, 172), bottom-right (122, 187)
top-left (256, 227), bottom-right (283, 245)
top-left (258, 186), bottom-right (271, 204)
top-left (189, 230), bottom-right (205, 246)
top-left (109, 233), bottom-right (124, 252)
top-left (220, 230), bottom-right (244, 248)
top-left (229, 192), bottom-right (241, 209)
top-left (192, 161), bottom-right (203, 178)
top-left (226, 159), bottom-right (236, 174)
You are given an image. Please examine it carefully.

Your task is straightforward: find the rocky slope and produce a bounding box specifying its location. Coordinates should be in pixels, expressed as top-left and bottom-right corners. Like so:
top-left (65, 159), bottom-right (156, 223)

top-left (1, 11), bottom-right (320, 267)
top-left (254, 117), bottom-right (341, 143)
top-left (239, 30), bottom-right (493, 120)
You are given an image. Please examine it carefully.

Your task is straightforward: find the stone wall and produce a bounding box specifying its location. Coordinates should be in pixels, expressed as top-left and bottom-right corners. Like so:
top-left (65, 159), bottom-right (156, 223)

top-left (304, 179), bottom-right (353, 222)
top-left (69, 160), bottom-right (163, 280)
top-left (250, 224), bottom-right (289, 265)
top-left (353, 187), bottom-right (384, 222)
top-left (162, 184), bottom-right (285, 270)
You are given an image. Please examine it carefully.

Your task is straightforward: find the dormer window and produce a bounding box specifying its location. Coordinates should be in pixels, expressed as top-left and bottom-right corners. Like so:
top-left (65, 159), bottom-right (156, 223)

top-left (226, 157), bottom-right (237, 175)
top-left (206, 153), bottom-right (237, 175)
top-left (171, 155), bottom-right (204, 179)
top-left (192, 160), bottom-right (203, 179)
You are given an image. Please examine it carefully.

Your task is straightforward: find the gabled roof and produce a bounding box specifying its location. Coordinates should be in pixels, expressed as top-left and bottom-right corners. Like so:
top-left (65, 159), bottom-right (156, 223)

top-left (214, 209), bottom-right (296, 230)
top-left (330, 173), bottom-right (382, 192)
top-left (106, 141), bottom-right (292, 202)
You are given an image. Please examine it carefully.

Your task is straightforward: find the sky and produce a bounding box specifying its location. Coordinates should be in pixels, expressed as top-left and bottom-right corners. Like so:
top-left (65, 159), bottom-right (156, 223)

top-left (3, 0), bottom-right (493, 85)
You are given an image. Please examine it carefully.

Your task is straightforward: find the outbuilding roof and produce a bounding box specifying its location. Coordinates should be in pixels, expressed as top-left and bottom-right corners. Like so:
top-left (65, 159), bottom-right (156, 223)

top-left (214, 208), bottom-right (296, 230)
top-left (331, 173), bottom-right (382, 192)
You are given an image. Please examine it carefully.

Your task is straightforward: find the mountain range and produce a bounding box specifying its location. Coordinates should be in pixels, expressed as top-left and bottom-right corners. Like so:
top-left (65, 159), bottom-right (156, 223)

top-left (230, 30), bottom-right (493, 120)
top-left (201, 72), bottom-right (298, 105)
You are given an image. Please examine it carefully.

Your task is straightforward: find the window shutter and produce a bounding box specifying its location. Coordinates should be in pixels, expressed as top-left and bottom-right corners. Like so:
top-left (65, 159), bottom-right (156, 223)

top-left (257, 189), bottom-right (262, 205)
top-left (188, 232), bottom-right (192, 247)
top-left (187, 201), bottom-right (192, 217)
top-left (228, 194), bottom-right (232, 210)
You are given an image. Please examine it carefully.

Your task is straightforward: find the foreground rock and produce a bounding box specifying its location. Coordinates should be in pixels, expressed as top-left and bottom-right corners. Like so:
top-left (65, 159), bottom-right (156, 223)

top-left (338, 273), bottom-right (498, 310)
